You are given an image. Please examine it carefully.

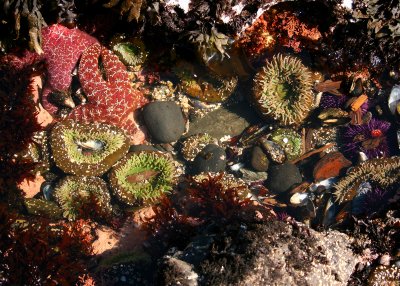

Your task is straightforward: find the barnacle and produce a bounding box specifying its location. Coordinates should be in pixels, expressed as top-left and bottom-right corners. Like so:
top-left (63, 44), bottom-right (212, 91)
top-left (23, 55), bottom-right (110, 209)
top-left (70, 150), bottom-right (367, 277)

top-left (253, 54), bottom-right (314, 126)
top-left (54, 176), bottom-right (112, 220)
top-left (334, 157), bottom-right (400, 203)
top-left (109, 151), bottom-right (175, 206)
top-left (50, 119), bottom-right (130, 176)
top-left (181, 133), bottom-right (214, 161)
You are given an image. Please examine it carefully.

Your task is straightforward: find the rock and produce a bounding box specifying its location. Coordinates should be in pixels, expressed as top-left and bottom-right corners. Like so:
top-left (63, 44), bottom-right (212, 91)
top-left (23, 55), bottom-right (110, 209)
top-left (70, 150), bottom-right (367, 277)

top-left (250, 146), bottom-right (269, 172)
top-left (192, 144), bottom-right (226, 174)
top-left (129, 144), bottom-right (159, 153)
top-left (158, 221), bottom-right (358, 286)
top-left (186, 103), bottom-right (259, 140)
top-left (266, 163), bottom-right (302, 193)
top-left (143, 101), bottom-right (185, 143)
top-left (157, 256), bottom-right (198, 286)
top-left (313, 151), bottom-right (352, 181)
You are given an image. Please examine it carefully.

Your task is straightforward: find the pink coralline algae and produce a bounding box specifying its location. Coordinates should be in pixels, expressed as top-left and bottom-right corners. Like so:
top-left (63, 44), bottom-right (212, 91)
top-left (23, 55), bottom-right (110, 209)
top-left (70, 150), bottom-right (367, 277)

top-left (68, 43), bottom-right (147, 138)
top-left (342, 119), bottom-right (391, 159)
top-left (41, 24), bottom-right (98, 115)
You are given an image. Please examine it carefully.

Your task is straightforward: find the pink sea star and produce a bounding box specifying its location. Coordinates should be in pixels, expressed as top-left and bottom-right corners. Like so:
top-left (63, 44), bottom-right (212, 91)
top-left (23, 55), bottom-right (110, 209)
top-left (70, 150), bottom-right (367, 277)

top-left (41, 24), bottom-right (98, 115)
top-left (68, 43), bottom-right (147, 140)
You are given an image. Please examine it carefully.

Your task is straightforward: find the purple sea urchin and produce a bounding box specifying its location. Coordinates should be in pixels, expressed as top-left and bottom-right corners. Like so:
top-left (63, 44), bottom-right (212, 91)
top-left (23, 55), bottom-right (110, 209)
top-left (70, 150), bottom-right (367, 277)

top-left (253, 54), bottom-right (314, 126)
top-left (54, 176), bottom-right (112, 221)
top-left (342, 118), bottom-right (391, 159)
top-left (50, 120), bottom-right (130, 176)
top-left (109, 151), bottom-right (175, 206)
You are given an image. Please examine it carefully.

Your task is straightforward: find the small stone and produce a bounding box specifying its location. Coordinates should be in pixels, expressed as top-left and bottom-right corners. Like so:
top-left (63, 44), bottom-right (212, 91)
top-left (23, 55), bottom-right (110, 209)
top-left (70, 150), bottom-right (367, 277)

top-left (379, 254), bottom-right (391, 266)
top-left (192, 144), bottom-right (226, 174)
top-left (142, 101), bottom-right (185, 143)
top-left (250, 146), bottom-right (269, 172)
top-left (266, 163), bottom-right (302, 194)
top-left (313, 151), bottom-right (352, 181)
top-left (129, 144), bottom-right (159, 153)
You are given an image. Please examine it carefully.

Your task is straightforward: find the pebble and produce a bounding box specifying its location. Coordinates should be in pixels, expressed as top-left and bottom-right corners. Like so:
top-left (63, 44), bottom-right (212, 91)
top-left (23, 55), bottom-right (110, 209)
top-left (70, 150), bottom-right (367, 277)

top-left (379, 254), bottom-right (391, 266)
top-left (250, 146), bottom-right (269, 172)
top-left (129, 144), bottom-right (159, 153)
top-left (266, 163), bottom-right (302, 194)
top-left (142, 101), bottom-right (185, 143)
top-left (192, 144), bottom-right (227, 174)
top-left (313, 151), bottom-right (352, 181)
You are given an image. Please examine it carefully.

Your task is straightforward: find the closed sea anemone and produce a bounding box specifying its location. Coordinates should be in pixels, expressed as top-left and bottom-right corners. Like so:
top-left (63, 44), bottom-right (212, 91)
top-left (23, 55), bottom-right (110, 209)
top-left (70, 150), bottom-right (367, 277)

top-left (269, 128), bottom-right (302, 161)
top-left (50, 119), bottom-right (130, 176)
top-left (342, 118), bottom-right (391, 159)
top-left (109, 151), bottom-right (175, 206)
top-left (54, 176), bottom-right (112, 221)
top-left (253, 54), bottom-right (314, 126)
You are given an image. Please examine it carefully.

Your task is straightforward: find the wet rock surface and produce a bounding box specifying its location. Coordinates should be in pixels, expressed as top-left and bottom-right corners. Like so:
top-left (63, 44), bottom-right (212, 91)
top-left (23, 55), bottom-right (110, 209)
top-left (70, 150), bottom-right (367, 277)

top-left (186, 104), bottom-right (259, 139)
top-left (250, 145), bottom-right (270, 172)
top-left (192, 144), bottom-right (227, 174)
top-left (143, 101), bottom-right (185, 143)
top-left (266, 162), bottom-right (302, 193)
top-left (158, 221), bottom-right (358, 286)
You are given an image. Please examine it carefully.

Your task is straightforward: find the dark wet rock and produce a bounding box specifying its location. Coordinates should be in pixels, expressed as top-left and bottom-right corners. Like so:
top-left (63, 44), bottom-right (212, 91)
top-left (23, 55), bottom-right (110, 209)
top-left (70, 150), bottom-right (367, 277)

top-left (143, 101), bottom-right (185, 143)
top-left (157, 256), bottom-right (198, 286)
top-left (192, 144), bottom-right (226, 174)
top-left (250, 146), bottom-right (269, 172)
top-left (186, 103), bottom-right (259, 140)
top-left (266, 163), bottom-right (302, 193)
top-left (158, 221), bottom-right (357, 286)
top-left (129, 144), bottom-right (159, 153)
top-left (239, 168), bottom-right (268, 182)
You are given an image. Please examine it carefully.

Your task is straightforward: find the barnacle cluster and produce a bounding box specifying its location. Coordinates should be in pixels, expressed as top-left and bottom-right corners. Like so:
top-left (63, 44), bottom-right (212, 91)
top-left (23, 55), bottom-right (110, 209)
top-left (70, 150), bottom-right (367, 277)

top-left (109, 151), bottom-right (175, 206)
top-left (54, 176), bottom-right (112, 220)
top-left (334, 157), bottom-right (400, 203)
top-left (50, 120), bottom-right (130, 176)
top-left (181, 133), bottom-right (215, 161)
top-left (253, 54), bottom-right (314, 126)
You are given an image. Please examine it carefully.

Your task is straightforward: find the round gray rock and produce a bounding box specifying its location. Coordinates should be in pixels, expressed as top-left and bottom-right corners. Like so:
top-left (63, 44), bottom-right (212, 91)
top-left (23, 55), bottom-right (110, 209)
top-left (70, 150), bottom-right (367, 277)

top-left (143, 101), bottom-right (185, 143)
top-left (250, 146), bottom-right (269, 172)
top-left (192, 144), bottom-right (226, 174)
top-left (266, 162), bottom-right (302, 193)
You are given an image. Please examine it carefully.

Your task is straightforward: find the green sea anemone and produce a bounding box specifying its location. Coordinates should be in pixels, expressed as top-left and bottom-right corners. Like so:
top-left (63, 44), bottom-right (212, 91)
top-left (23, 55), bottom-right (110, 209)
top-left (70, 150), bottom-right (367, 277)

top-left (54, 176), bottom-right (112, 221)
top-left (50, 119), bottom-right (130, 176)
top-left (253, 54), bottom-right (314, 126)
top-left (270, 128), bottom-right (302, 161)
top-left (109, 151), bottom-right (175, 206)
top-left (334, 157), bottom-right (400, 204)
top-left (112, 39), bottom-right (148, 68)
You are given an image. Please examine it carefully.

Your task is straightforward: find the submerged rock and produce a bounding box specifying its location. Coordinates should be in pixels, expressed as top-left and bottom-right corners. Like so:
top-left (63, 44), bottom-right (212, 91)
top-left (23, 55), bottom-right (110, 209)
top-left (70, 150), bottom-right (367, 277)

top-left (143, 101), bottom-right (185, 143)
top-left (158, 221), bottom-right (357, 286)
top-left (192, 144), bottom-right (226, 174)
top-left (266, 163), bottom-right (302, 193)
